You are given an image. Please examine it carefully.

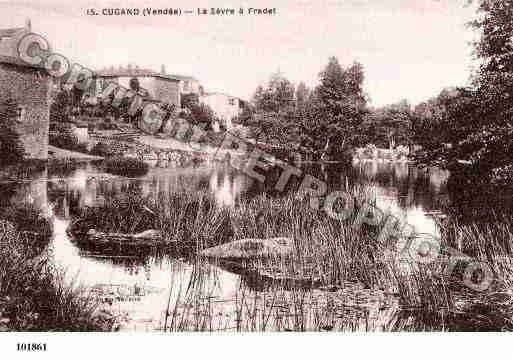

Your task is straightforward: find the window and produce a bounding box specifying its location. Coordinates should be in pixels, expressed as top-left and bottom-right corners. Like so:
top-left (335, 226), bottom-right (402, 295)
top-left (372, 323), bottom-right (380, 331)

top-left (228, 98), bottom-right (235, 106)
top-left (16, 106), bottom-right (25, 123)
top-left (183, 81), bottom-right (190, 92)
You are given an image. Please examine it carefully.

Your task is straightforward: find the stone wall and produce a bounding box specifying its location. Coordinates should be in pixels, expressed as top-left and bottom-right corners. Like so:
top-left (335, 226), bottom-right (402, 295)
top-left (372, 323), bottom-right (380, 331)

top-left (0, 63), bottom-right (51, 159)
top-left (154, 78), bottom-right (180, 108)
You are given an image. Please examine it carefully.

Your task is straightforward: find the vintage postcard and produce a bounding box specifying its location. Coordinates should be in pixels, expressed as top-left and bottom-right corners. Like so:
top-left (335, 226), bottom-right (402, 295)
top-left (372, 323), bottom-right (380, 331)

top-left (0, 0), bottom-right (512, 357)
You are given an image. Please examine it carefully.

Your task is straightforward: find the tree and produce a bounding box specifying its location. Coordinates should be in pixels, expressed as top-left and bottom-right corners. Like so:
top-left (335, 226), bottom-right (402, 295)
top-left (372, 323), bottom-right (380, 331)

top-left (413, 1), bottom-right (513, 191)
top-left (0, 96), bottom-right (25, 165)
top-left (129, 77), bottom-right (140, 92)
top-left (253, 70), bottom-right (295, 113)
top-left (362, 100), bottom-right (414, 149)
top-left (413, 87), bottom-right (476, 168)
top-left (295, 82), bottom-right (310, 110)
top-left (50, 87), bottom-right (71, 122)
top-left (303, 58), bottom-right (368, 158)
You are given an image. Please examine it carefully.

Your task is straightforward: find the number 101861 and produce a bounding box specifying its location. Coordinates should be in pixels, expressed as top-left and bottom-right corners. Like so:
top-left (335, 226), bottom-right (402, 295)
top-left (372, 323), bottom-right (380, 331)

top-left (17, 343), bottom-right (47, 351)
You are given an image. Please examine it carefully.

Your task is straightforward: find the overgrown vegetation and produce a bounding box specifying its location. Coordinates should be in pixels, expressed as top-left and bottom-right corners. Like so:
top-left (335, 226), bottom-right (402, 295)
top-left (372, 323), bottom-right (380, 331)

top-left (0, 206), bottom-right (113, 331)
top-left (68, 183), bottom-right (513, 331)
top-left (413, 1), bottom-right (513, 193)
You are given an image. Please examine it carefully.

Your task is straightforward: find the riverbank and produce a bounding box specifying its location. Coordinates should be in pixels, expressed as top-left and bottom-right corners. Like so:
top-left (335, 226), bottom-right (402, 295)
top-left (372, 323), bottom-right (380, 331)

top-left (0, 204), bottom-right (115, 331)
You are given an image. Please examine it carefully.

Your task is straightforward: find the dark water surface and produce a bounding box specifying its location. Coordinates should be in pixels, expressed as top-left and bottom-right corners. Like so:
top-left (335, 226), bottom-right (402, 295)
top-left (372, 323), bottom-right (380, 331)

top-left (0, 160), bottom-right (451, 330)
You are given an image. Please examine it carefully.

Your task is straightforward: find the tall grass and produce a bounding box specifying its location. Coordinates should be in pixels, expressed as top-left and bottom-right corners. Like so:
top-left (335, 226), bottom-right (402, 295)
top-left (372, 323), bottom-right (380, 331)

top-left (0, 207), bottom-right (113, 331)
top-left (71, 182), bottom-right (513, 331)
top-left (71, 188), bottom-right (233, 256)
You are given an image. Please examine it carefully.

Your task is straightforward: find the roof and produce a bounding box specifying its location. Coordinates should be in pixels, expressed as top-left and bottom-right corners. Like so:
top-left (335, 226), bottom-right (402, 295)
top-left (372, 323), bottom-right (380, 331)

top-left (202, 91), bottom-right (240, 99)
top-left (168, 74), bottom-right (197, 81)
top-left (0, 26), bottom-right (46, 69)
top-left (94, 67), bottom-right (181, 81)
top-left (0, 27), bottom-right (26, 37)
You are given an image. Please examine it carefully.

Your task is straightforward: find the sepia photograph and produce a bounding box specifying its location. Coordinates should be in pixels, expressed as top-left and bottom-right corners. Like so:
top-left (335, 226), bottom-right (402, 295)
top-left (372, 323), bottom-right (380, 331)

top-left (0, 0), bottom-right (512, 356)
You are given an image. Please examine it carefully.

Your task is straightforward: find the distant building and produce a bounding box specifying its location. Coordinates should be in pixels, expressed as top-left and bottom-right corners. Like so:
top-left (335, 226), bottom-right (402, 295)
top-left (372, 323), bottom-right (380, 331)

top-left (93, 65), bottom-right (181, 108)
top-left (0, 20), bottom-right (52, 159)
top-left (200, 92), bottom-right (243, 130)
top-left (171, 74), bottom-right (202, 95)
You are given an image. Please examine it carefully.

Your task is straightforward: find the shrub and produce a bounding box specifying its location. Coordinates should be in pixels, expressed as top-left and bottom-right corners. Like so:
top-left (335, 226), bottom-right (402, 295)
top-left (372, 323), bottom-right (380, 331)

top-left (102, 157), bottom-right (149, 177)
top-left (50, 89), bottom-right (71, 122)
top-left (180, 94), bottom-right (216, 129)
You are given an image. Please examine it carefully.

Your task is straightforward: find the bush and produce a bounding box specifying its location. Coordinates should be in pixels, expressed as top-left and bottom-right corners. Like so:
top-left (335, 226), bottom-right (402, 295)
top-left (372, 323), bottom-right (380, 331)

top-left (102, 157), bottom-right (149, 177)
top-left (0, 203), bottom-right (53, 258)
top-left (50, 89), bottom-right (71, 122)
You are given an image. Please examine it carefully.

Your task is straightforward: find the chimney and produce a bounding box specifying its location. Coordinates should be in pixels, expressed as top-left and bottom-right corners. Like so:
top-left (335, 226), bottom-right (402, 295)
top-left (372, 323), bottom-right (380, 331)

top-left (160, 64), bottom-right (166, 75)
top-left (25, 18), bottom-right (31, 32)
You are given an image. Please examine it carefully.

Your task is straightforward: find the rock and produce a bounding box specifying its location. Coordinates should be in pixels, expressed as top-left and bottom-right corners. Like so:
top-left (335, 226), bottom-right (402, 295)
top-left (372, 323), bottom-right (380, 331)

top-left (200, 237), bottom-right (294, 261)
top-left (133, 229), bottom-right (161, 240)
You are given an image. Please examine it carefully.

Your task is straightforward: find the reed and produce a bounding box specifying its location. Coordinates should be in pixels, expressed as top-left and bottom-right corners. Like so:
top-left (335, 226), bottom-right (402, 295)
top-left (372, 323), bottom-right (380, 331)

top-left (158, 184), bottom-right (513, 331)
top-left (71, 181), bottom-right (513, 331)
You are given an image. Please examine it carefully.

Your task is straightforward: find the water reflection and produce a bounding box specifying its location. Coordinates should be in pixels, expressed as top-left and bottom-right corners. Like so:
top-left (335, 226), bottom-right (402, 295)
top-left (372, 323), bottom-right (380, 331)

top-left (0, 159), bottom-right (453, 330)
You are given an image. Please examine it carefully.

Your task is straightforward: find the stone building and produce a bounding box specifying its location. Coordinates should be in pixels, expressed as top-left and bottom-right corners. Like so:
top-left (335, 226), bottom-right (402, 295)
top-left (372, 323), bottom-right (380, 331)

top-left (0, 20), bottom-right (52, 159)
top-left (93, 65), bottom-right (181, 108)
top-left (173, 74), bottom-right (202, 96)
top-left (200, 92), bottom-right (243, 131)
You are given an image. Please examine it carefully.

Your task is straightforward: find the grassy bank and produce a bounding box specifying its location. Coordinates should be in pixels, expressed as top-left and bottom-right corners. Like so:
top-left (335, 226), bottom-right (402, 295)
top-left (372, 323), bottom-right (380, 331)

top-left (70, 184), bottom-right (513, 331)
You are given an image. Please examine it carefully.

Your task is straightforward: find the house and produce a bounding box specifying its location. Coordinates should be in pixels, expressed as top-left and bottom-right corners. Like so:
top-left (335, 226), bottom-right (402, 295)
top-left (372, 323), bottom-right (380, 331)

top-left (0, 20), bottom-right (52, 159)
top-left (199, 92), bottom-right (243, 130)
top-left (93, 64), bottom-right (181, 108)
top-left (171, 74), bottom-right (202, 95)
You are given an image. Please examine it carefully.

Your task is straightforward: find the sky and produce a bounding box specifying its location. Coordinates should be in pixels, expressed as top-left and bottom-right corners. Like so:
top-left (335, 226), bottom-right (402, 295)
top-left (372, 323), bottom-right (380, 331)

top-left (0, 0), bottom-right (479, 106)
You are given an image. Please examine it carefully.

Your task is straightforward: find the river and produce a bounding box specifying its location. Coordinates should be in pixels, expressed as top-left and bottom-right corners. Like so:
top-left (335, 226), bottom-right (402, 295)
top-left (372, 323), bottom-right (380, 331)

top-left (0, 159), bottom-right (451, 331)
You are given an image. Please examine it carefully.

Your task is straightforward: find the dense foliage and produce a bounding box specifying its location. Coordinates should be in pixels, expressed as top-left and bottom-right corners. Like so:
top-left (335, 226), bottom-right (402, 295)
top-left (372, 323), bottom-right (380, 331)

top-left (413, 1), bottom-right (513, 191)
top-left (241, 59), bottom-right (368, 160)
top-left (362, 100), bottom-right (414, 149)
